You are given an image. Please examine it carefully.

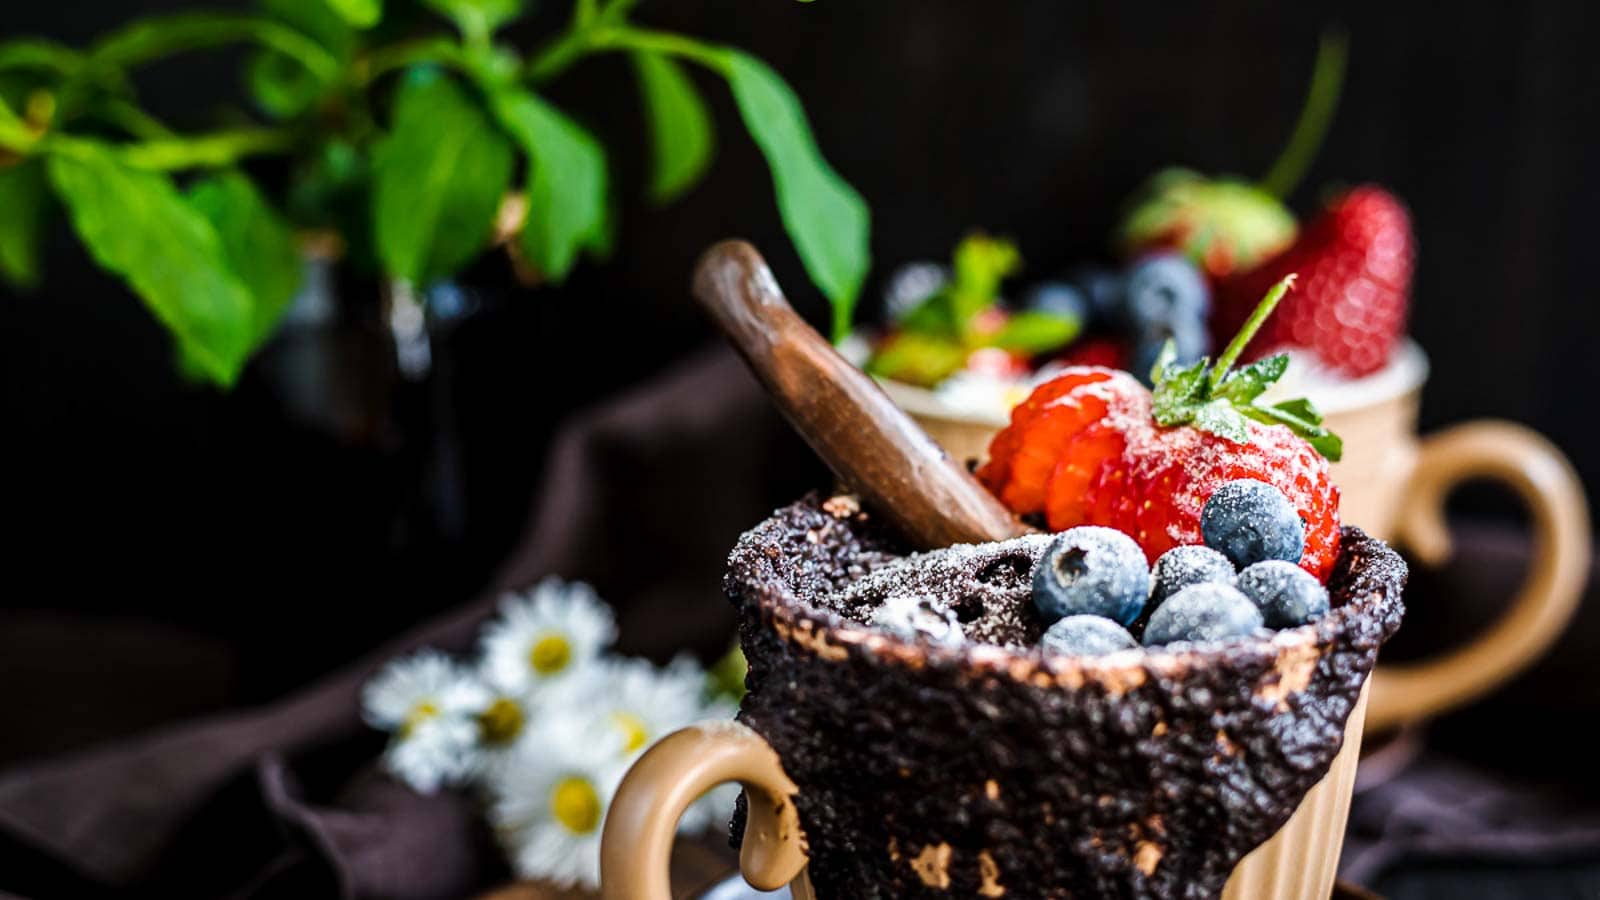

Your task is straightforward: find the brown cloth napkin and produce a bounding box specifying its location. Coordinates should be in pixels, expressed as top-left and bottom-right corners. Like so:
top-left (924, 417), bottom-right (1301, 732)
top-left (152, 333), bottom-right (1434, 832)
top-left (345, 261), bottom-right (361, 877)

top-left (1, 348), bottom-right (1597, 898)
top-left (0, 348), bottom-right (822, 899)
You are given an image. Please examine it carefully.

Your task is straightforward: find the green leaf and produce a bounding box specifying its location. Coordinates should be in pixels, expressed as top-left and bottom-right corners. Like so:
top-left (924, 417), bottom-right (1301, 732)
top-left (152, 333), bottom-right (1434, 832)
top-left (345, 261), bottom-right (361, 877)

top-left (187, 170), bottom-right (303, 344)
top-left (260, 0), bottom-right (358, 54)
top-left (487, 87), bottom-right (608, 283)
top-left (897, 291), bottom-right (957, 339)
top-left (247, 50), bottom-right (323, 118)
top-left (1241, 403), bottom-right (1343, 461)
top-left (1215, 353), bottom-right (1289, 404)
top-left (1150, 357), bottom-right (1209, 425)
top-left (987, 310), bottom-right (1078, 355)
top-left (1148, 338), bottom-right (1177, 384)
top-left (373, 69), bottom-right (514, 285)
top-left (1271, 396), bottom-right (1325, 425)
top-left (1192, 399), bottom-right (1251, 444)
top-left (324, 0), bottom-right (381, 28)
top-left (0, 159), bottom-right (49, 288)
top-left (948, 233), bottom-right (1020, 330)
top-left (47, 145), bottom-right (255, 385)
top-left (422, 0), bottom-right (523, 40)
top-left (864, 332), bottom-right (967, 388)
top-left (721, 50), bottom-right (869, 341)
top-left (633, 52), bottom-right (714, 204)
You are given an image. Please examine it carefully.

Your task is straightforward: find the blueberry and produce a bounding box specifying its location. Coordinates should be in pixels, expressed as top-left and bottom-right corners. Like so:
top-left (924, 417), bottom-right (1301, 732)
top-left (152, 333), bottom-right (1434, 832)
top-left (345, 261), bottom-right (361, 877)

top-left (883, 262), bottom-right (949, 321)
top-left (1142, 583), bottom-right (1264, 646)
top-left (1200, 479), bottom-right (1306, 568)
top-left (1132, 315), bottom-right (1210, 386)
top-left (1067, 266), bottom-right (1125, 327)
top-left (1149, 545), bottom-right (1236, 607)
top-left (1041, 615), bottom-right (1139, 656)
top-left (870, 595), bottom-right (965, 646)
top-left (1124, 252), bottom-right (1210, 333)
top-left (1236, 560), bottom-right (1330, 628)
top-left (1022, 281), bottom-right (1088, 323)
top-left (1032, 526), bottom-right (1151, 626)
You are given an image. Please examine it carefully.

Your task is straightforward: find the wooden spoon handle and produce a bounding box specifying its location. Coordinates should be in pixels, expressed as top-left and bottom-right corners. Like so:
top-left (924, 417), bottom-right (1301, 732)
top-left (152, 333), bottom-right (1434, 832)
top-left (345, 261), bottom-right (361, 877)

top-left (693, 239), bottom-right (1027, 549)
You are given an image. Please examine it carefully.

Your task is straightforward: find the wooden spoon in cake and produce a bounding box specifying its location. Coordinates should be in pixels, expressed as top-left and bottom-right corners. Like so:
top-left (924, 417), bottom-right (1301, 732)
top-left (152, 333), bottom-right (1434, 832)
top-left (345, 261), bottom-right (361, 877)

top-left (693, 239), bottom-right (1027, 549)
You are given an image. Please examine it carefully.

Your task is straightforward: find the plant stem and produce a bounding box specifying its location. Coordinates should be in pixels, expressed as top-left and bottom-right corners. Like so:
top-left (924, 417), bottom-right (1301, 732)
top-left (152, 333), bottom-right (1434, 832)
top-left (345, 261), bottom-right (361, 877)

top-left (526, 29), bottom-right (592, 82)
top-left (1210, 274), bottom-right (1296, 391)
top-left (359, 37), bottom-right (463, 85)
top-left (93, 97), bottom-right (178, 140)
top-left (87, 14), bottom-right (340, 84)
top-left (526, 0), bottom-right (669, 83)
top-left (0, 39), bottom-right (84, 75)
top-left (597, 28), bottom-right (727, 69)
top-left (1259, 28), bottom-right (1348, 200)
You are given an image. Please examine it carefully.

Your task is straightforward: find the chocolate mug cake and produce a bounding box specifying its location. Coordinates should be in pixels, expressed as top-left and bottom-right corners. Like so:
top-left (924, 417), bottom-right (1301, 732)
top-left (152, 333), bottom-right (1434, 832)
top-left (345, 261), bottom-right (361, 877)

top-left (718, 494), bottom-right (1404, 898)
top-left (600, 242), bottom-right (1411, 900)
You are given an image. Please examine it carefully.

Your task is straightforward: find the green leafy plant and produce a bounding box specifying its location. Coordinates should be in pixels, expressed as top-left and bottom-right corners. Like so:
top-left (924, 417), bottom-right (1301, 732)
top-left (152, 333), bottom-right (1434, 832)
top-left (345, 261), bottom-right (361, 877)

top-left (866, 232), bottom-right (1080, 388)
top-left (0, 0), bottom-right (870, 386)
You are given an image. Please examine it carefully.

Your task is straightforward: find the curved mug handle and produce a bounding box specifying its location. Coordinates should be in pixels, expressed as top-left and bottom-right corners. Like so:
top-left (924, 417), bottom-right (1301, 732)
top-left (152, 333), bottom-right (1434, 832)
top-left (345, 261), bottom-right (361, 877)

top-left (1366, 421), bottom-right (1590, 732)
top-left (601, 721), bottom-right (808, 900)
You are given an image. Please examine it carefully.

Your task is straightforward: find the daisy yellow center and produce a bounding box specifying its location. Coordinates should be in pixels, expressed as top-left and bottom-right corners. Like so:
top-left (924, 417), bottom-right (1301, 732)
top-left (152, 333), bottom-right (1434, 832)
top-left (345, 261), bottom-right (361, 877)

top-left (551, 776), bottom-right (602, 834)
top-left (610, 711), bottom-right (651, 753)
top-left (400, 700), bottom-right (439, 738)
top-left (528, 633), bottom-right (572, 676)
top-left (477, 697), bottom-right (525, 746)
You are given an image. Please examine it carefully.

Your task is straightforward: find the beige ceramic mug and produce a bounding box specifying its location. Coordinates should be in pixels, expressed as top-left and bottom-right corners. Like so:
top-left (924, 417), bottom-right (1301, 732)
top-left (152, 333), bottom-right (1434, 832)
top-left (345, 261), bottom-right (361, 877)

top-left (882, 341), bottom-right (1589, 733)
top-left (603, 498), bottom-right (1408, 899)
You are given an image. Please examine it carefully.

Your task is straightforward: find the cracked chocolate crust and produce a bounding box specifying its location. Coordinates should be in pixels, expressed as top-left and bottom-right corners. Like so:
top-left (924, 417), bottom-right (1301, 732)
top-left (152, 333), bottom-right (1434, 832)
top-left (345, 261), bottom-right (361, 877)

top-left (725, 494), bottom-right (1406, 900)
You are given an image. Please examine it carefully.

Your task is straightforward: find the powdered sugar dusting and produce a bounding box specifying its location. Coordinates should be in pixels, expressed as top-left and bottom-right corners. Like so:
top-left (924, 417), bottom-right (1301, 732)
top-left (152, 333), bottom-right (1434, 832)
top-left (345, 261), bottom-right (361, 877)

top-left (826, 533), bottom-right (1056, 648)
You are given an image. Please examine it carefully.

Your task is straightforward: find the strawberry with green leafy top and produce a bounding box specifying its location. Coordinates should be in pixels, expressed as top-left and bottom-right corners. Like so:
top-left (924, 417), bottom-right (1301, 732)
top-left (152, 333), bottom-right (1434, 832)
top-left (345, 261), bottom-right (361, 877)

top-left (1117, 31), bottom-right (1347, 278)
top-left (867, 233), bottom-right (1082, 387)
top-left (979, 275), bottom-right (1344, 581)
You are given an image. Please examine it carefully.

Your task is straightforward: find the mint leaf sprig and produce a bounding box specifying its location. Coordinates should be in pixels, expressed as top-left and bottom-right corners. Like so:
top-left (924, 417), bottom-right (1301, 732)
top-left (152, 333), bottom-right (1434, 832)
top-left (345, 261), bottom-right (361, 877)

top-left (1149, 273), bottom-right (1343, 461)
top-left (0, 0), bottom-right (870, 385)
top-left (864, 232), bottom-right (1081, 388)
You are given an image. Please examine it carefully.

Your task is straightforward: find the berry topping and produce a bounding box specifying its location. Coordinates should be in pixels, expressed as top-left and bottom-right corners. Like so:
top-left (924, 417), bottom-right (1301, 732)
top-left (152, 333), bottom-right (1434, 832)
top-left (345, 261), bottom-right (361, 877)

top-left (1031, 527), bottom-right (1151, 627)
top-left (1023, 281), bottom-right (1089, 322)
top-left (1142, 583), bottom-right (1264, 646)
top-left (1068, 265), bottom-right (1126, 327)
top-left (867, 234), bottom-right (1081, 388)
top-left (1124, 252), bottom-right (1211, 332)
top-left (979, 276), bottom-right (1343, 581)
top-left (870, 595), bottom-right (965, 646)
top-left (1149, 545), bottom-right (1236, 606)
top-left (1041, 615), bottom-right (1139, 657)
top-left (1215, 185), bottom-right (1413, 377)
top-left (1236, 560), bottom-right (1331, 628)
top-left (1201, 479), bottom-right (1306, 569)
top-left (1117, 171), bottom-right (1297, 279)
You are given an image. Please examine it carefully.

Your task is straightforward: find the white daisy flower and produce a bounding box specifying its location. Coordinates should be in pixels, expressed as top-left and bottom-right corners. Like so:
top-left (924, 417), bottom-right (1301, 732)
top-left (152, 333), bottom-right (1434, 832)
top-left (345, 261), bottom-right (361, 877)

top-left (543, 656), bottom-right (708, 763)
top-left (542, 655), bottom-right (741, 834)
top-left (360, 650), bottom-right (490, 793)
top-left (486, 730), bottom-right (622, 889)
top-left (480, 578), bottom-right (617, 698)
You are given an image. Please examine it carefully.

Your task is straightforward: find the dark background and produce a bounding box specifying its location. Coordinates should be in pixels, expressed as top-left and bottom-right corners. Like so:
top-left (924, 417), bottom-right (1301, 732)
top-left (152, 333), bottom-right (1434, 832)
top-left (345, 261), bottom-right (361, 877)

top-left (3, 1), bottom-right (1599, 895)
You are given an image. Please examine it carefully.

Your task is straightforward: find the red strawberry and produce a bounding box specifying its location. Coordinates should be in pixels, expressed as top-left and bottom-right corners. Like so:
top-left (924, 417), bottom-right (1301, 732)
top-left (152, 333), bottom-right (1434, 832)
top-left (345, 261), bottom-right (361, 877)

top-left (978, 368), bottom-right (1145, 514)
top-left (980, 276), bottom-right (1346, 581)
top-left (1087, 420), bottom-right (1342, 580)
top-left (1216, 186), bottom-right (1413, 377)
